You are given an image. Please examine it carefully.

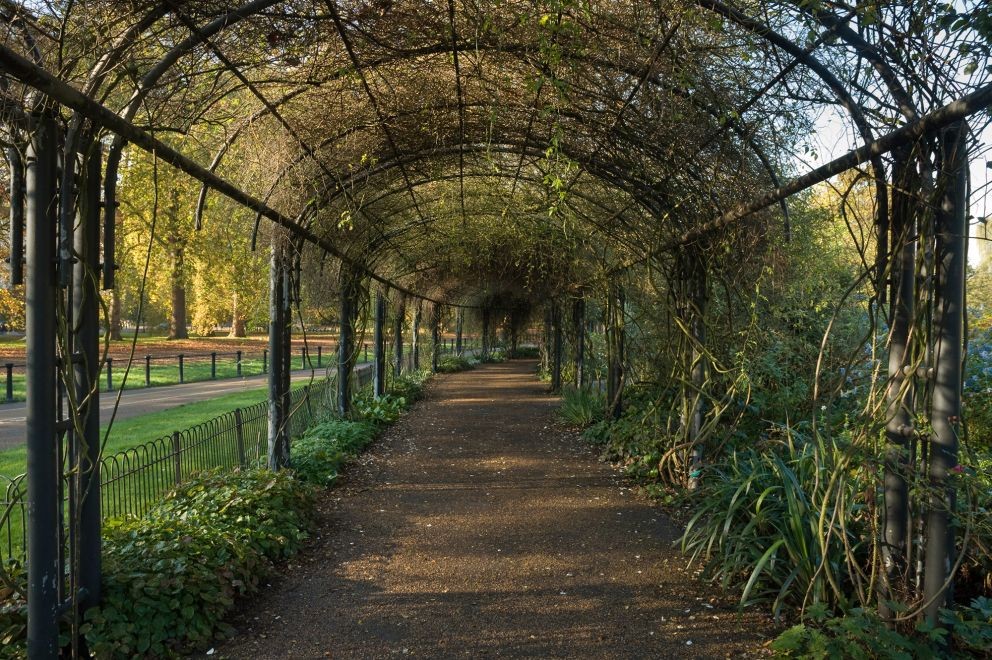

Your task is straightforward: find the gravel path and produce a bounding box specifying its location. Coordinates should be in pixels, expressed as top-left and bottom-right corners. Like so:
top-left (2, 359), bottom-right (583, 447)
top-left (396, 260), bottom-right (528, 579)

top-left (211, 360), bottom-right (773, 658)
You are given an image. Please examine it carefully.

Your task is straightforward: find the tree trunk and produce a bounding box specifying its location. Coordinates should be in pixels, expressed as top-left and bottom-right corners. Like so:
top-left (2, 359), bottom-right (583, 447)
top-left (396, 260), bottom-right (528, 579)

top-left (230, 292), bottom-right (246, 337)
top-left (166, 190), bottom-right (188, 340)
top-left (109, 289), bottom-right (123, 340)
top-left (169, 245), bottom-right (188, 339)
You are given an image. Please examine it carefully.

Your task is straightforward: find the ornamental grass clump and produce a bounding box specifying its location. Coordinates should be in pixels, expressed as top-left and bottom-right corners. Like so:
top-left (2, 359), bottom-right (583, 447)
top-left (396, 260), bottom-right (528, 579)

top-left (680, 430), bottom-right (866, 621)
top-left (559, 386), bottom-right (606, 428)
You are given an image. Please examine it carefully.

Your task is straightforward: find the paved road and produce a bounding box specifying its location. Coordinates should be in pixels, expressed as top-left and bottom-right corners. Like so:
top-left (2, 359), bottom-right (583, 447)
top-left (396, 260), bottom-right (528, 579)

top-left (0, 368), bottom-right (336, 450)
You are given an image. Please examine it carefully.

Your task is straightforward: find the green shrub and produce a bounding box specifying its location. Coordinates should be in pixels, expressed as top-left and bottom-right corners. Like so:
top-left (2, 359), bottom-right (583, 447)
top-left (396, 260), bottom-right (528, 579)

top-left (479, 348), bottom-right (506, 363)
top-left (577, 386), bottom-right (678, 482)
top-left (0, 402), bottom-right (401, 659)
top-left (390, 371), bottom-right (428, 402)
top-left (771, 599), bottom-right (992, 659)
top-left (582, 418), bottom-right (611, 445)
top-left (291, 419), bottom-right (377, 486)
top-left (436, 355), bottom-right (474, 373)
top-left (82, 469), bottom-right (315, 658)
top-left (510, 346), bottom-right (540, 359)
top-left (0, 470), bottom-right (315, 659)
top-left (958, 452), bottom-right (992, 605)
top-left (680, 432), bottom-right (866, 619)
top-left (0, 561), bottom-right (28, 658)
top-left (353, 392), bottom-right (407, 424)
top-left (559, 386), bottom-right (605, 427)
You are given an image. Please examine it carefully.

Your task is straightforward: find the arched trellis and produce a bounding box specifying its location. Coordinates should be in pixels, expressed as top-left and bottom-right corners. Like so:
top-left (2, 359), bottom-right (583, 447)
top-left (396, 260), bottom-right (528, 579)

top-left (0, 1), bottom-right (989, 656)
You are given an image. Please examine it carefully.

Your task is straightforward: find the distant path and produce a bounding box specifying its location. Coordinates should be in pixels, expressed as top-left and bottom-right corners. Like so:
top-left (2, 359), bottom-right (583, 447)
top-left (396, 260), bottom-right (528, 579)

top-left (0, 368), bottom-right (331, 450)
top-left (213, 360), bottom-right (773, 658)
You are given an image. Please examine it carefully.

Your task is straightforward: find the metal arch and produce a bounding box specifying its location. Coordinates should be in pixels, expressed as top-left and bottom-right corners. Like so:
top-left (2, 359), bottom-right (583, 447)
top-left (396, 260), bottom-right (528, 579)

top-left (12, 1), bottom-right (905, 253)
top-left (298, 139), bottom-right (710, 226)
top-left (604, 80), bottom-right (992, 277)
top-left (228, 94), bottom-right (782, 256)
top-left (331, 172), bottom-right (653, 261)
top-left (350, 199), bottom-right (653, 268)
top-left (692, 0), bottom-right (890, 281)
top-left (342, 169), bottom-right (647, 227)
top-left (164, 13), bottom-right (858, 254)
top-left (205, 59), bottom-right (787, 234)
top-left (181, 23), bottom-right (801, 242)
top-left (2, 1), bottom-right (953, 287)
top-left (321, 165), bottom-right (656, 244)
top-left (276, 139), bottom-right (674, 252)
top-left (0, 41), bottom-right (484, 309)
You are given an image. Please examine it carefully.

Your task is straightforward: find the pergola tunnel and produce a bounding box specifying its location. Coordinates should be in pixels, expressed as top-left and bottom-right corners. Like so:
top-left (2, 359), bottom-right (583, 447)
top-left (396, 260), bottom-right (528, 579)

top-left (0, 0), bottom-right (990, 657)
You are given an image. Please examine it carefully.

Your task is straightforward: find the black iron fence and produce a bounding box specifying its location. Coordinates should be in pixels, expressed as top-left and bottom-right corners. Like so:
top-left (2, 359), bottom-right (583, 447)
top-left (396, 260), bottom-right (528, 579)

top-left (0, 365), bottom-right (376, 565)
top-left (1, 338), bottom-right (484, 402)
top-left (0, 335), bottom-right (498, 563)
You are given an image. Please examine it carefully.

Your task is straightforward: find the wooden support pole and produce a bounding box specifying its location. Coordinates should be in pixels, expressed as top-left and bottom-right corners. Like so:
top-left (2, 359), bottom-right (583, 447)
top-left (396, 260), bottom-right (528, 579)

top-left (606, 284), bottom-right (625, 420)
top-left (393, 296), bottom-right (405, 377)
top-left (573, 297), bottom-right (585, 388)
top-left (71, 140), bottom-right (102, 618)
top-left (455, 308), bottom-right (464, 356)
top-left (551, 303), bottom-right (563, 393)
top-left (267, 238), bottom-right (290, 469)
top-left (373, 288), bottom-right (386, 398)
top-left (482, 307), bottom-right (492, 360)
top-left (880, 147), bottom-right (917, 617)
top-left (337, 272), bottom-right (357, 416)
top-left (412, 304), bottom-right (421, 370)
top-left (25, 111), bottom-right (60, 659)
top-left (7, 143), bottom-right (24, 286)
top-left (923, 121), bottom-right (968, 624)
top-left (431, 303), bottom-right (441, 372)
top-left (686, 255), bottom-right (707, 489)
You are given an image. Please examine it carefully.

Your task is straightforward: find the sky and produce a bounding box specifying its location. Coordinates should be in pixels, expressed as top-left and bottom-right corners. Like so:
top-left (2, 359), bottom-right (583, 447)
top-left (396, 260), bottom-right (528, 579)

top-left (805, 105), bottom-right (991, 268)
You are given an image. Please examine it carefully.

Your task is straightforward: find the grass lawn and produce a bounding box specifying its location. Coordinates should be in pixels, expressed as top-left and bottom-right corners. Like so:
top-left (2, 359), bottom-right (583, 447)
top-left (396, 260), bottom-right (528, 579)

top-left (0, 387), bottom-right (280, 559)
top-left (0, 340), bottom-right (386, 402)
top-left (0, 387), bottom-right (271, 480)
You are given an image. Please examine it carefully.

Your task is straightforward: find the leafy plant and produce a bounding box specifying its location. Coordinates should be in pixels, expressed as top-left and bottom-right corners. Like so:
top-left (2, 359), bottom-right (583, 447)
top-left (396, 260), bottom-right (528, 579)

top-left (0, 560), bottom-right (27, 659)
top-left (510, 346), bottom-right (540, 359)
top-left (680, 431), bottom-right (866, 619)
top-left (353, 393), bottom-right (407, 424)
top-left (558, 386), bottom-right (605, 427)
top-left (436, 355), bottom-right (474, 373)
top-left (1, 469), bottom-right (316, 659)
top-left (479, 348), bottom-right (507, 363)
top-left (963, 331), bottom-right (992, 451)
top-left (771, 599), bottom-right (992, 659)
top-left (82, 469), bottom-right (313, 658)
top-left (577, 385), bottom-right (683, 482)
top-left (390, 371), bottom-right (429, 402)
top-left (291, 419), bottom-right (377, 486)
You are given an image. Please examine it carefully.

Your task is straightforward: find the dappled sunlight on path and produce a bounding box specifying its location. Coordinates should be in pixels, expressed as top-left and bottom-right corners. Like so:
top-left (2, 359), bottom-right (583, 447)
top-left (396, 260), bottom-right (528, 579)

top-left (214, 360), bottom-right (773, 658)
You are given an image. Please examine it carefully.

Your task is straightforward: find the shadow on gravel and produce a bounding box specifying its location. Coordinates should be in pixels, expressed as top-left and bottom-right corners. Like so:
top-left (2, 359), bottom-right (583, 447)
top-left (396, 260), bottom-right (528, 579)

top-left (210, 360), bottom-right (774, 659)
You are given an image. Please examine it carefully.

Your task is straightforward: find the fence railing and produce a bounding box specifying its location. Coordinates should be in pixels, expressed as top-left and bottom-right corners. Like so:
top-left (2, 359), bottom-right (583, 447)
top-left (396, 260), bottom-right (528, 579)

top-left (1, 337), bottom-right (485, 403)
top-left (0, 364), bottom-right (380, 565)
top-left (0, 334), bottom-right (494, 563)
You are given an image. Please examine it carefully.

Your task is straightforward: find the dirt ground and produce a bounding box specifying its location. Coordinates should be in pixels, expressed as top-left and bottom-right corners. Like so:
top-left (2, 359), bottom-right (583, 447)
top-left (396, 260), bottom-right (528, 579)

top-left (207, 360), bottom-right (775, 659)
